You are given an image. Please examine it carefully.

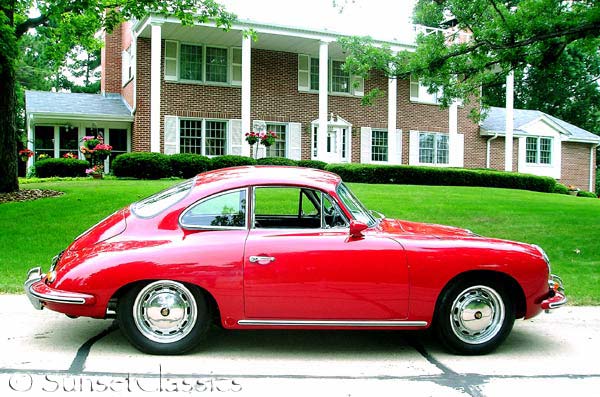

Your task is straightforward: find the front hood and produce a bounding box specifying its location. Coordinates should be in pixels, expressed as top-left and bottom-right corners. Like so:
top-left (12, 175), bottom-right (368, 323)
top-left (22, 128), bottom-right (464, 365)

top-left (378, 218), bottom-right (476, 238)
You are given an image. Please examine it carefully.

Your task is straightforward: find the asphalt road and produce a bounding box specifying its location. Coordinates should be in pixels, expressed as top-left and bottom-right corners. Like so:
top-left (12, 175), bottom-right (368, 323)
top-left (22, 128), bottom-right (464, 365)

top-left (1, 294), bottom-right (599, 396)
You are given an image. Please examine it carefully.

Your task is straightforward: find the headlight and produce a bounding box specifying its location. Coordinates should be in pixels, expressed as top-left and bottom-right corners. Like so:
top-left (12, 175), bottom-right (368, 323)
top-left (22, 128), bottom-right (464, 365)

top-left (533, 244), bottom-right (551, 274)
top-left (46, 270), bottom-right (57, 284)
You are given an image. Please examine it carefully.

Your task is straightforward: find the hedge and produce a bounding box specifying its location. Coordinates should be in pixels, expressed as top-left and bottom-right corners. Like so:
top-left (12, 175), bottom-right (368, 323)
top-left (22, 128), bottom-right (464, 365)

top-left (297, 160), bottom-right (328, 170)
top-left (169, 153), bottom-right (210, 178)
top-left (209, 155), bottom-right (256, 170)
top-left (324, 163), bottom-right (558, 193)
top-left (256, 157), bottom-right (298, 166)
top-left (578, 190), bottom-right (598, 198)
top-left (111, 152), bottom-right (171, 179)
top-left (35, 158), bottom-right (89, 178)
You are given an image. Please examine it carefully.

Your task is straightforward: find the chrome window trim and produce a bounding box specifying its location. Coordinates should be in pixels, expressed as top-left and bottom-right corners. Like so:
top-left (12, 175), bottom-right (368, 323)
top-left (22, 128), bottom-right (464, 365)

top-left (179, 187), bottom-right (249, 231)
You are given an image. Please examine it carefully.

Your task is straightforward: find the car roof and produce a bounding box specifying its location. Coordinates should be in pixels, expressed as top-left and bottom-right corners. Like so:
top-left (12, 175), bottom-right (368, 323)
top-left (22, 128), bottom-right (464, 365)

top-left (193, 166), bottom-right (342, 193)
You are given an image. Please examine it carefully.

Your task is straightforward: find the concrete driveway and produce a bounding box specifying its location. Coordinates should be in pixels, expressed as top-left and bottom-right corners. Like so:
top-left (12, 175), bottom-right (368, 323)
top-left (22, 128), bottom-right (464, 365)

top-left (1, 294), bottom-right (598, 396)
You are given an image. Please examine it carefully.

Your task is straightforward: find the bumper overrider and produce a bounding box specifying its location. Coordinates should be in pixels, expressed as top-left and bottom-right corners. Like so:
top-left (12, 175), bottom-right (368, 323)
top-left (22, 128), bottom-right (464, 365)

top-left (24, 267), bottom-right (95, 310)
top-left (541, 274), bottom-right (567, 311)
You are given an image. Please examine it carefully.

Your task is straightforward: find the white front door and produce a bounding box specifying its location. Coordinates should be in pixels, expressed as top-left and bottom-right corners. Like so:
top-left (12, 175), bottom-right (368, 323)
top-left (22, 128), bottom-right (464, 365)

top-left (313, 126), bottom-right (350, 163)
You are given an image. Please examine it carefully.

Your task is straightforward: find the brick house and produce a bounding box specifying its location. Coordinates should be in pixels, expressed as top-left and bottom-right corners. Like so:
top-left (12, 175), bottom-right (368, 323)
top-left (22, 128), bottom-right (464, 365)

top-left (25, 14), bottom-right (599, 191)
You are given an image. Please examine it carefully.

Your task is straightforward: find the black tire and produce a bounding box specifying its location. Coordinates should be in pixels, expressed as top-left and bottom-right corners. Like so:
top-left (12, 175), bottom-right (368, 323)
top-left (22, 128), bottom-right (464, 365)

top-left (435, 278), bottom-right (515, 355)
top-left (117, 280), bottom-right (210, 355)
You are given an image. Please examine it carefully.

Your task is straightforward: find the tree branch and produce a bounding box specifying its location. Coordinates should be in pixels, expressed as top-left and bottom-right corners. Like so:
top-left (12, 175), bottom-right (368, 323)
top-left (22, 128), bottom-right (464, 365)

top-left (15, 15), bottom-right (49, 38)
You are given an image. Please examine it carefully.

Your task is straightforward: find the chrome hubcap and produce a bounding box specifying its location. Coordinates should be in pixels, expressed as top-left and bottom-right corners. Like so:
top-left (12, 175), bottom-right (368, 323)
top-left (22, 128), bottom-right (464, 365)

top-left (450, 285), bottom-right (505, 344)
top-left (133, 281), bottom-right (197, 344)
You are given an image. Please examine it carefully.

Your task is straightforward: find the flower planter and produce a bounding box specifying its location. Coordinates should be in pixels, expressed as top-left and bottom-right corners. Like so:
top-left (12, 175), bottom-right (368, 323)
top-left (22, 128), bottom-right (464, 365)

top-left (568, 190), bottom-right (578, 196)
top-left (92, 174), bottom-right (103, 180)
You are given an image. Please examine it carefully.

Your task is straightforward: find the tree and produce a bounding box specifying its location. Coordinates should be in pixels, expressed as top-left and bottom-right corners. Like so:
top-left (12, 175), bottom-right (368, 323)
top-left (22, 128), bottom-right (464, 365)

top-left (0, 1), bottom-right (235, 193)
top-left (484, 39), bottom-right (600, 134)
top-left (339, 0), bottom-right (600, 121)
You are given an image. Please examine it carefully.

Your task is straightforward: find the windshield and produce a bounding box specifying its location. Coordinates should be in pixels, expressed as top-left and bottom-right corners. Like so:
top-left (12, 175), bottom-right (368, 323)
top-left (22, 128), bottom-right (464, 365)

top-left (336, 183), bottom-right (376, 226)
top-left (131, 179), bottom-right (194, 218)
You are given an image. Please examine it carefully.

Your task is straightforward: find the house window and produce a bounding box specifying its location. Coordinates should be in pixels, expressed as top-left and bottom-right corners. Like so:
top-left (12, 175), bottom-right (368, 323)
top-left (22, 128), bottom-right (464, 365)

top-left (108, 129), bottom-right (128, 167)
top-left (526, 137), bottom-right (552, 165)
top-left (266, 124), bottom-right (287, 158)
top-left (59, 127), bottom-right (79, 158)
top-left (122, 46), bottom-right (134, 86)
top-left (313, 125), bottom-right (318, 157)
top-left (410, 76), bottom-right (442, 104)
top-left (204, 120), bottom-right (227, 156)
top-left (205, 47), bottom-right (228, 83)
top-left (371, 130), bottom-right (388, 162)
top-left (180, 119), bottom-right (203, 154)
top-left (34, 126), bottom-right (55, 159)
top-left (310, 58), bottom-right (319, 90)
top-left (180, 44), bottom-right (203, 81)
top-left (331, 60), bottom-right (350, 93)
top-left (419, 132), bottom-right (449, 164)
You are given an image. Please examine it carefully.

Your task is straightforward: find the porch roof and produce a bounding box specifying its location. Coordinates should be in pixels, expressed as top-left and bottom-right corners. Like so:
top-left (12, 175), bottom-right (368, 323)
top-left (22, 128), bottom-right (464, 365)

top-left (25, 91), bottom-right (134, 122)
top-left (480, 106), bottom-right (600, 144)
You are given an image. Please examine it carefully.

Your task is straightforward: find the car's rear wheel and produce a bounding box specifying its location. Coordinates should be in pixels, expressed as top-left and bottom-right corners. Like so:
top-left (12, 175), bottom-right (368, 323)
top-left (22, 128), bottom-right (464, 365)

top-left (117, 280), bottom-right (209, 355)
top-left (435, 279), bottom-right (515, 355)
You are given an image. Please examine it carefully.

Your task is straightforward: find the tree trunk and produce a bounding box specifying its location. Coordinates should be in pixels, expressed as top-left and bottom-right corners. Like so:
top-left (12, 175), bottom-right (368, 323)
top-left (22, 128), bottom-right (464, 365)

top-left (0, 9), bottom-right (19, 193)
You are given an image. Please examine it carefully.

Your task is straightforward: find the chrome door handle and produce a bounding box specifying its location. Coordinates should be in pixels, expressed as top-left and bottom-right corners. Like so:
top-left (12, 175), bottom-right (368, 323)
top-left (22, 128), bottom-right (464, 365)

top-left (249, 256), bottom-right (276, 264)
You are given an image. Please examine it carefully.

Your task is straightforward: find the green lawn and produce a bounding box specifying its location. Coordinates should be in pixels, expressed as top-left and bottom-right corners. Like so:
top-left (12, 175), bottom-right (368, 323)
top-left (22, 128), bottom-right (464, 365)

top-left (1, 179), bottom-right (599, 304)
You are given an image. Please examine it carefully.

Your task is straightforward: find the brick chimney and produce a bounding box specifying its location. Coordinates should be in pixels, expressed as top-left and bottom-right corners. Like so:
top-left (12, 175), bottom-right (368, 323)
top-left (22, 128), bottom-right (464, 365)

top-left (101, 23), bottom-right (132, 95)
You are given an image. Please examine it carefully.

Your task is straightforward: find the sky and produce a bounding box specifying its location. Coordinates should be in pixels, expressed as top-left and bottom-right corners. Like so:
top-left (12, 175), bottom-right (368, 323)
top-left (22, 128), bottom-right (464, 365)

top-left (219, 0), bottom-right (418, 43)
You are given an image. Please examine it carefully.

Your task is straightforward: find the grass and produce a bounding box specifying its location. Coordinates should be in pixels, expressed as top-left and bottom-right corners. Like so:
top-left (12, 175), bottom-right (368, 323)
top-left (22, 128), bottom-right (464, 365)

top-left (1, 179), bottom-right (599, 304)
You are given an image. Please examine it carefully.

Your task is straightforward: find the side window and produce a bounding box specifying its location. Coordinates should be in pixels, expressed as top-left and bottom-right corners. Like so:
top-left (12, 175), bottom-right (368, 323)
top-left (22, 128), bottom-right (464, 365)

top-left (181, 189), bottom-right (246, 228)
top-left (322, 194), bottom-right (348, 228)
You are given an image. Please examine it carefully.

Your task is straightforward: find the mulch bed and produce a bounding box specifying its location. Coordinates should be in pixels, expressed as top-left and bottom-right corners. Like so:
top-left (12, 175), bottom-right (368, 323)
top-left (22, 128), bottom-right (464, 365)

top-left (0, 189), bottom-right (64, 204)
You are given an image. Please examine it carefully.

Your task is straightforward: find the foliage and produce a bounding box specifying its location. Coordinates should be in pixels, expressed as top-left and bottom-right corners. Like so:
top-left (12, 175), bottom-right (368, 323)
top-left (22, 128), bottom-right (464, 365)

top-left (577, 190), bottom-right (598, 199)
top-left (553, 183), bottom-right (569, 195)
top-left (324, 163), bottom-right (557, 193)
top-left (297, 160), bottom-right (328, 170)
top-left (169, 153), bottom-right (211, 178)
top-left (339, 0), bottom-right (600, 121)
top-left (483, 39), bottom-right (600, 135)
top-left (34, 158), bottom-right (88, 178)
top-left (0, 1), bottom-right (236, 193)
top-left (111, 152), bottom-right (172, 179)
top-left (209, 155), bottom-right (256, 170)
top-left (255, 157), bottom-right (298, 166)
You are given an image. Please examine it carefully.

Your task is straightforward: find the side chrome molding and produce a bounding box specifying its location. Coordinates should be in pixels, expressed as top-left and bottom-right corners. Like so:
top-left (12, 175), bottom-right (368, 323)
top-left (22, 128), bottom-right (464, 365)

top-left (237, 319), bottom-right (428, 327)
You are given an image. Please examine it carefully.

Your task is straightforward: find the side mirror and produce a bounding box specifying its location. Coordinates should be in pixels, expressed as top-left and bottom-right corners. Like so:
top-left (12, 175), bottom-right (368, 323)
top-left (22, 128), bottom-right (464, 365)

top-left (349, 220), bottom-right (369, 237)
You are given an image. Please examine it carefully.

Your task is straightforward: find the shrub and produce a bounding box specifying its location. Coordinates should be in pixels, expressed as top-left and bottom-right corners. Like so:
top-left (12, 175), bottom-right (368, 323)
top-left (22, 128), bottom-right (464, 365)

top-left (210, 155), bottom-right (256, 170)
top-left (111, 152), bottom-right (171, 179)
top-left (324, 163), bottom-right (557, 193)
top-left (577, 190), bottom-right (598, 198)
top-left (256, 157), bottom-right (298, 166)
top-left (297, 160), bottom-right (328, 170)
top-left (553, 183), bottom-right (569, 195)
top-left (169, 153), bottom-right (211, 178)
top-left (34, 158), bottom-right (89, 178)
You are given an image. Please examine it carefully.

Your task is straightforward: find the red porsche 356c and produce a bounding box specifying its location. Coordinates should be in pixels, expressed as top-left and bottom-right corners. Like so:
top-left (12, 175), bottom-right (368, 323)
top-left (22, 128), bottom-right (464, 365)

top-left (25, 166), bottom-right (565, 355)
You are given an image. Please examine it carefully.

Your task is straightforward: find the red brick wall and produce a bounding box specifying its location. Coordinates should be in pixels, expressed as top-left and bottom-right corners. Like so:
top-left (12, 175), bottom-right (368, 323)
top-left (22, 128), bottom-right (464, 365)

top-left (561, 142), bottom-right (594, 191)
top-left (488, 137), bottom-right (519, 171)
top-left (101, 28), bottom-right (122, 94)
top-left (133, 38), bottom-right (151, 152)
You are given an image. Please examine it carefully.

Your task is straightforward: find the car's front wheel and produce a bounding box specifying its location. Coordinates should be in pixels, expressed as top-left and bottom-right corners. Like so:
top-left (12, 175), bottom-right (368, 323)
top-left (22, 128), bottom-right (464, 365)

top-left (435, 279), bottom-right (515, 355)
top-left (117, 280), bottom-right (209, 355)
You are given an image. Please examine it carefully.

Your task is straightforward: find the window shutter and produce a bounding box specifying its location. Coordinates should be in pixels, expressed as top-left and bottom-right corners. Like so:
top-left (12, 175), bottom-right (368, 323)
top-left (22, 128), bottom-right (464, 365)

top-left (352, 75), bottom-right (364, 97)
top-left (229, 119), bottom-right (243, 155)
top-left (164, 116), bottom-right (179, 155)
top-left (231, 47), bottom-right (242, 86)
top-left (121, 50), bottom-right (129, 86)
top-left (409, 76), bottom-right (419, 100)
top-left (409, 130), bottom-right (420, 165)
top-left (298, 54), bottom-right (310, 91)
top-left (395, 129), bottom-right (403, 164)
top-left (288, 122), bottom-right (302, 160)
top-left (453, 133), bottom-right (464, 167)
top-left (164, 41), bottom-right (178, 81)
top-left (360, 127), bottom-right (372, 164)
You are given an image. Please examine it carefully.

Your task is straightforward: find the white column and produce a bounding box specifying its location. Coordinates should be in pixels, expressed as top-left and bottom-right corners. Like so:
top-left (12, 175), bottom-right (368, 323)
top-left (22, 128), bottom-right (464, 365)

top-left (241, 35), bottom-right (252, 157)
top-left (449, 101), bottom-right (458, 166)
top-left (505, 70), bottom-right (514, 171)
top-left (26, 115), bottom-right (34, 169)
top-left (318, 41), bottom-right (329, 161)
top-left (387, 76), bottom-right (398, 164)
top-left (150, 23), bottom-right (162, 153)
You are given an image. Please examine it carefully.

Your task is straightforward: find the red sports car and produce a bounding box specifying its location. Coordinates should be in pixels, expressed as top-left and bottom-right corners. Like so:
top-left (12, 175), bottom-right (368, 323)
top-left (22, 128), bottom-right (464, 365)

top-left (25, 166), bottom-right (566, 355)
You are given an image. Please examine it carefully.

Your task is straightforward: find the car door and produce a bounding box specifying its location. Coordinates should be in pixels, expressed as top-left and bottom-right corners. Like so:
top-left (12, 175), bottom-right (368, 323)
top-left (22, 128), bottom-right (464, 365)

top-left (243, 186), bottom-right (409, 320)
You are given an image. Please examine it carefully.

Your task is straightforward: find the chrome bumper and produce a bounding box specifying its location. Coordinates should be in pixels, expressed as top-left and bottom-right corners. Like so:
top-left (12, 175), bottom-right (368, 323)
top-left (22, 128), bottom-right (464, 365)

top-left (542, 274), bottom-right (567, 311)
top-left (24, 267), bottom-right (93, 310)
